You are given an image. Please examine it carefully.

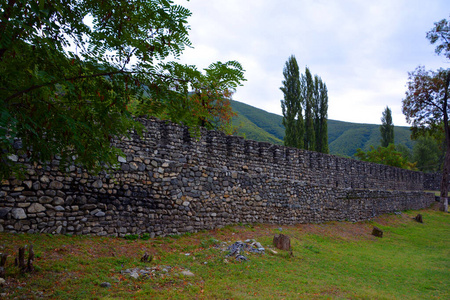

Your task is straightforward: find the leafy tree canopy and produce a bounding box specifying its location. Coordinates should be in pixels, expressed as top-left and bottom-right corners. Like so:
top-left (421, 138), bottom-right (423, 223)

top-left (355, 144), bottom-right (417, 170)
top-left (403, 15), bottom-right (450, 210)
top-left (426, 17), bottom-right (450, 60)
top-left (0, 0), bottom-right (245, 180)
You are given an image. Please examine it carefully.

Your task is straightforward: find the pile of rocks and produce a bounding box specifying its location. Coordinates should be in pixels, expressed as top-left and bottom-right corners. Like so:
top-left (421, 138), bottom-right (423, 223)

top-left (225, 239), bottom-right (265, 261)
top-left (120, 265), bottom-right (194, 280)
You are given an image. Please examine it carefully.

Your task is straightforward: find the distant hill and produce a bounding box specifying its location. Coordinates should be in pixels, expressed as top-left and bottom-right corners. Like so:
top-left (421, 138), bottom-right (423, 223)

top-left (230, 100), bottom-right (415, 157)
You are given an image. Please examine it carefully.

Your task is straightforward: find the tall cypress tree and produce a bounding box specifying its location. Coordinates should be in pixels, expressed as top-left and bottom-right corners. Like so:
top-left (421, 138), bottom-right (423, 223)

top-left (317, 80), bottom-right (329, 153)
top-left (303, 67), bottom-right (315, 151)
top-left (316, 79), bottom-right (329, 153)
top-left (280, 55), bottom-right (304, 148)
top-left (281, 59), bottom-right (328, 152)
top-left (313, 75), bottom-right (321, 147)
top-left (380, 106), bottom-right (394, 147)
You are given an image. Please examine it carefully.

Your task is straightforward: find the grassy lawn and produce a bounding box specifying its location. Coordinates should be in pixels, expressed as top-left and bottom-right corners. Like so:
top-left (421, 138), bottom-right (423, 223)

top-left (0, 206), bottom-right (448, 299)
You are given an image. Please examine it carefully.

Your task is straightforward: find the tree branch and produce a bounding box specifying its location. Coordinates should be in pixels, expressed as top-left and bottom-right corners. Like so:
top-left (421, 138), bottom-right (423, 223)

top-left (4, 69), bottom-right (188, 103)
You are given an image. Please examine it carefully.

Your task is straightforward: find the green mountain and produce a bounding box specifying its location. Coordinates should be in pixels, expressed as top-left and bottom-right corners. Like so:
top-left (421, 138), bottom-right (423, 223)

top-left (230, 100), bottom-right (415, 157)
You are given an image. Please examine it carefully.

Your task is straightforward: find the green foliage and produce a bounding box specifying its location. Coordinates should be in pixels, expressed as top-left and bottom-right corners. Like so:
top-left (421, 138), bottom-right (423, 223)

top-left (0, 0), bottom-right (245, 180)
top-left (355, 144), bottom-right (417, 170)
top-left (124, 234), bottom-right (140, 241)
top-left (404, 16), bottom-right (450, 203)
top-left (380, 106), bottom-right (394, 147)
top-left (130, 60), bottom-right (246, 134)
top-left (403, 66), bottom-right (450, 130)
top-left (279, 56), bottom-right (328, 153)
top-left (413, 134), bottom-right (443, 172)
top-left (303, 67), bottom-right (315, 151)
top-left (0, 0), bottom-right (191, 179)
top-left (396, 143), bottom-right (413, 162)
top-left (313, 74), bottom-right (328, 153)
top-left (280, 55), bottom-right (303, 148)
top-left (426, 16), bottom-right (450, 60)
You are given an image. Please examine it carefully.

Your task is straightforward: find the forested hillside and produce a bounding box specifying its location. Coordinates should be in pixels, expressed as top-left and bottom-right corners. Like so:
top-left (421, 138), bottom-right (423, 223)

top-left (231, 100), bottom-right (415, 157)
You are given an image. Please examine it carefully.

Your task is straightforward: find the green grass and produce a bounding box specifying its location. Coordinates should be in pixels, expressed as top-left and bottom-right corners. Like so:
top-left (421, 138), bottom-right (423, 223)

top-left (0, 207), bottom-right (448, 299)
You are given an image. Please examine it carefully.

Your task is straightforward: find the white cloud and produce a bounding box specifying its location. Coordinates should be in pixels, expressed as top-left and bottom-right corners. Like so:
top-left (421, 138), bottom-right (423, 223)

top-left (174, 0), bottom-right (450, 126)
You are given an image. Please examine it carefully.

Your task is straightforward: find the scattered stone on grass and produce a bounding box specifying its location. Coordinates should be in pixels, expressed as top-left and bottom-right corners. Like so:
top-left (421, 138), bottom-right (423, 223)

top-left (121, 265), bottom-right (194, 280)
top-left (372, 226), bottom-right (383, 238)
top-left (180, 270), bottom-right (195, 277)
top-left (100, 282), bottom-right (111, 288)
top-left (225, 240), bottom-right (265, 261)
top-left (414, 214), bottom-right (423, 223)
top-left (273, 234), bottom-right (291, 251)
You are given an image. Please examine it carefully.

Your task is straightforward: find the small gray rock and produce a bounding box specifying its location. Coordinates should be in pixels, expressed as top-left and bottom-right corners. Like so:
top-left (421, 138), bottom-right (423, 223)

top-left (7, 154), bottom-right (18, 162)
top-left (180, 270), bottom-right (195, 277)
top-left (100, 282), bottom-right (111, 288)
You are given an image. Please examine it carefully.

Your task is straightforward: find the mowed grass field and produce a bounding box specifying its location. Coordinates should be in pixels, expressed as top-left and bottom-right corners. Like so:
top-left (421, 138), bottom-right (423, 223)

top-left (0, 205), bottom-right (448, 299)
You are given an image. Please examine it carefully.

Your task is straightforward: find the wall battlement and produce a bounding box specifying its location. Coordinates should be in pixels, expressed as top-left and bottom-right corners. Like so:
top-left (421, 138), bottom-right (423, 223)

top-left (0, 118), bottom-right (434, 236)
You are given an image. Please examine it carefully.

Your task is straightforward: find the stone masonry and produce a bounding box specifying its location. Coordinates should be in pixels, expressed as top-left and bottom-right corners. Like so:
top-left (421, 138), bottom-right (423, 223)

top-left (0, 118), bottom-right (435, 236)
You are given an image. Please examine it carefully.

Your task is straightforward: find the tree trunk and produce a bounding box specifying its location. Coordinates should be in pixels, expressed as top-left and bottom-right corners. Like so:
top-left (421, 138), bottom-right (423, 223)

top-left (440, 72), bottom-right (450, 213)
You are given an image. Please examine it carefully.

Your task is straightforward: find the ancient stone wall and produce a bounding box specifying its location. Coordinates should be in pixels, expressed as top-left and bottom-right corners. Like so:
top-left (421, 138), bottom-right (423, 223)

top-left (423, 172), bottom-right (442, 191)
top-left (0, 118), bottom-right (435, 236)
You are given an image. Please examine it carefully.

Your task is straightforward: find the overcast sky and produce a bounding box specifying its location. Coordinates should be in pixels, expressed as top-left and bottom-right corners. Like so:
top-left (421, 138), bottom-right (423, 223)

top-left (173, 0), bottom-right (450, 126)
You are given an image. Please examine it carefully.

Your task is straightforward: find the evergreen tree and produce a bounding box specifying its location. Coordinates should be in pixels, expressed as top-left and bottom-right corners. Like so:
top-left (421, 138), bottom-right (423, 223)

top-left (280, 55), bottom-right (304, 148)
top-left (380, 106), bottom-right (394, 147)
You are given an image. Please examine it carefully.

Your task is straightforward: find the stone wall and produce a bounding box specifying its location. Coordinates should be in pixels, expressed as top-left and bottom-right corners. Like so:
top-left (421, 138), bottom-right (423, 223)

top-left (423, 172), bottom-right (442, 191)
top-left (0, 118), bottom-right (435, 236)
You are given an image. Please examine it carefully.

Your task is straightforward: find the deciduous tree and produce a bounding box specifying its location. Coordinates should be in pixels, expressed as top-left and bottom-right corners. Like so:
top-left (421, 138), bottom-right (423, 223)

top-left (403, 67), bottom-right (450, 211)
top-left (0, 0), bottom-right (245, 180)
top-left (355, 144), bottom-right (416, 170)
top-left (412, 134), bottom-right (442, 173)
top-left (280, 55), bottom-right (304, 148)
top-left (403, 15), bottom-right (450, 211)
